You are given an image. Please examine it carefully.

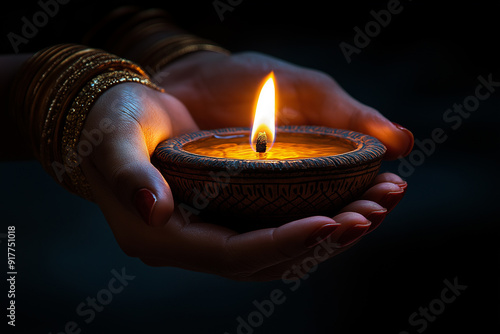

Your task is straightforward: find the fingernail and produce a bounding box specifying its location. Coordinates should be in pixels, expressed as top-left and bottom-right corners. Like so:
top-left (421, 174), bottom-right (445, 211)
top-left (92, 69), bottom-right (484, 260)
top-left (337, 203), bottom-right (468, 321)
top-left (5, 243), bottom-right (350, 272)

top-left (397, 181), bottom-right (408, 190)
top-left (392, 122), bottom-right (414, 157)
top-left (366, 209), bottom-right (388, 232)
top-left (305, 223), bottom-right (341, 248)
top-left (381, 188), bottom-right (405, 212)
top-left (133, 188), bottom-right (157, 225)
top-left (336, 223), bottom-right (371, 247)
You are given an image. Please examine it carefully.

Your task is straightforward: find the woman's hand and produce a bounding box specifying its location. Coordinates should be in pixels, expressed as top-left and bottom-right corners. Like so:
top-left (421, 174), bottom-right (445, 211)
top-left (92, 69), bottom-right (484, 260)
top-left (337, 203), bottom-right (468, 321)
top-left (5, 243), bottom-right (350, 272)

top-left (80, 83), bottom-right (198, 226)
top-left (92, 150), bottom-right (407, 281)
top-left (155, 51), bottom-right (413, 160)
top-left (78, 60), bottom-right (409, 281)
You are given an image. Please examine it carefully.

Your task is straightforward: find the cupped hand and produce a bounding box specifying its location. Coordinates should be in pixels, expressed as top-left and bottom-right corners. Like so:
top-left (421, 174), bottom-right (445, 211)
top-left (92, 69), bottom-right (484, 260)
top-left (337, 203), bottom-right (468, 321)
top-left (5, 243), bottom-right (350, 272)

top-left (156, 51), bottom-right (414, 160)
top-left (78, 63), bottom-right (409, 281)
top-left (90, 142), bottom-right (407, 281)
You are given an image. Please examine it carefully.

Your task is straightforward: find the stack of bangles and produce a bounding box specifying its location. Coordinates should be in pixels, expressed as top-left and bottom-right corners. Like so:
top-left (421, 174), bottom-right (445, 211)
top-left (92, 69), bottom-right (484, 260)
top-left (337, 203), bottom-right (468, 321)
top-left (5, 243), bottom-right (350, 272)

top-left (8, 7), bottom-right (230, 201)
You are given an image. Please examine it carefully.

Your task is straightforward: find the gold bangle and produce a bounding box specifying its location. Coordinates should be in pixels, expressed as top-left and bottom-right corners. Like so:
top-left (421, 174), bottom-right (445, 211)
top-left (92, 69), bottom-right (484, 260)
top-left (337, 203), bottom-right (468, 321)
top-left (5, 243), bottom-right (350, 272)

top-left (11, 44), bottom-right (87, 153)
top-left (61, 70), bottom-right (162, 200)
top-left (44, 55), bottom-right (146, 169)
top-left (42, 51), bottom-right (117, 168)
top-left (9, 44), bottom-right (162, 200)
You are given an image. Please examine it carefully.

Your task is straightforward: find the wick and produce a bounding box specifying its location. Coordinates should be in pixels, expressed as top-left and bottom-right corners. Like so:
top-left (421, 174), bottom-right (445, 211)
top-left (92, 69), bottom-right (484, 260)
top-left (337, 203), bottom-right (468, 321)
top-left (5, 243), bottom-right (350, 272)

top-left (256, 131), bottom-right (267, 153)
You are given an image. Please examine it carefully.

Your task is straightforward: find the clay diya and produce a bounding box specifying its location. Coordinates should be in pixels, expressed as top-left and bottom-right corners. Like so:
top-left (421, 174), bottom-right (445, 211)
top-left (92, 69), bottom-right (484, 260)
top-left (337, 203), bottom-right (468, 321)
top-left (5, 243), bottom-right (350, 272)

top-left (153, 73), bottom-right (386, 229)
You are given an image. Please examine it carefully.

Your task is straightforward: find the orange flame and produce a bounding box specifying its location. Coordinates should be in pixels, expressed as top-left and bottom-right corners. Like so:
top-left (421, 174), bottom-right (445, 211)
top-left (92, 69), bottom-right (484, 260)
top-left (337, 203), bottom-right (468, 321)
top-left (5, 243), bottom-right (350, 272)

top-left (251, 72), bottom-right (276, 152)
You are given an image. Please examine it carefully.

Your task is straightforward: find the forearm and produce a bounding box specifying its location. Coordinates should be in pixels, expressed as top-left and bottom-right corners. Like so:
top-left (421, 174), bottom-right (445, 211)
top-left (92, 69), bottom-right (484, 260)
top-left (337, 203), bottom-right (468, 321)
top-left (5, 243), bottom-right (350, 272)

top-left (0, 54), bottom-right (34, 160)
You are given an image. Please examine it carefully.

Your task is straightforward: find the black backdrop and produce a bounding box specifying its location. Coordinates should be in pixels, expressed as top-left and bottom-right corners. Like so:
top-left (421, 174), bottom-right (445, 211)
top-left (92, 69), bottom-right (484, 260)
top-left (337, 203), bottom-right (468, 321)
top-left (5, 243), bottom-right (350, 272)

top-left (1, 1), bottom-right (499, 333)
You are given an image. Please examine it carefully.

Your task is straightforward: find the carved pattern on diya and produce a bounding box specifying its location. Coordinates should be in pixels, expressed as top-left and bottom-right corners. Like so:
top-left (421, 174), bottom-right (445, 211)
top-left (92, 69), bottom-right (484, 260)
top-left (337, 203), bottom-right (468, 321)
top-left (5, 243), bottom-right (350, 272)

top-left (153, 126), bottom-right (386, 228)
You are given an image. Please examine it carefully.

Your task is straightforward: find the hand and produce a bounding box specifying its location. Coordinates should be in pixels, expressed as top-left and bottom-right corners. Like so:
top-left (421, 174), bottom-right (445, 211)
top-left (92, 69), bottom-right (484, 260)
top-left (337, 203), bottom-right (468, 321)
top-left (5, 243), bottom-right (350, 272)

top-left (91, 160), bottom-right (407, 281)
top-left (79, 60), bottom-right (409, 282)
top-left (155, 51), bottom-right (414, 160)
top-left (80, 82), bottom-right (198, 226)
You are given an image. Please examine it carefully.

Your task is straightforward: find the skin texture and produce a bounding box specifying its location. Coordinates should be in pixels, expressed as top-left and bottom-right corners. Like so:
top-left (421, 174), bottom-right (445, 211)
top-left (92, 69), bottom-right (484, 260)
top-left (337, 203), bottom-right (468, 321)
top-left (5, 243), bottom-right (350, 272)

top-left (79, 51), bottom-right (413, 281)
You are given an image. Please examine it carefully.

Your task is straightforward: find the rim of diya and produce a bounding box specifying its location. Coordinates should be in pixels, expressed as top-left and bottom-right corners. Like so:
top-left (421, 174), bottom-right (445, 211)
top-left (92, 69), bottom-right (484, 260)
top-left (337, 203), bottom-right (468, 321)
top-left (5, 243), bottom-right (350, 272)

top-left (153, 125), bottom-right (386, 229)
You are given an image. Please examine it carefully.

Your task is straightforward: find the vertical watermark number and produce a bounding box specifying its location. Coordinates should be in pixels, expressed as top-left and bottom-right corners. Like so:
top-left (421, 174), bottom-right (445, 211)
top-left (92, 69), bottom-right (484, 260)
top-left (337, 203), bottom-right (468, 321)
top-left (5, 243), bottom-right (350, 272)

top-left (6, 226), bottom-right (16, 327)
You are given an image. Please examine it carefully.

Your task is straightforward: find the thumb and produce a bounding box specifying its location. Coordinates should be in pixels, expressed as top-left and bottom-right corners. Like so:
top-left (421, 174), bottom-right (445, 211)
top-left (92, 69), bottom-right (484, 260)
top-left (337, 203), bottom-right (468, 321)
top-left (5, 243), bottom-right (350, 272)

top-left (88, 120), bottom-right (174, 227)
top-left (82, 85), bottom-right (180, 226)
top-left (316, 90), bottom-right (414, 160)
top-left (287, 72), bottom-right (414, 160)
top-left (346, 104), bottom-right (414, 160)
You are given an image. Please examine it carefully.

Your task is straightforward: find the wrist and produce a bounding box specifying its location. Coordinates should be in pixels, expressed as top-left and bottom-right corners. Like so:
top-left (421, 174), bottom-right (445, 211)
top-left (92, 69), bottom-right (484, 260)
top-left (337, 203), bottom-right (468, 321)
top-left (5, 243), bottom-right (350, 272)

top-left (10, 44), bottom-right (161, 199)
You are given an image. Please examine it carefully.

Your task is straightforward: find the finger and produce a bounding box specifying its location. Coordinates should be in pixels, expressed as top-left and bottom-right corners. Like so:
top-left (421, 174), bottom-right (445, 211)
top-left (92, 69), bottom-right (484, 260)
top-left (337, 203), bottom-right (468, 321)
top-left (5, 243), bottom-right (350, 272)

top-left (163, 215), bottom-right (345, 279)
top-left (96, 174), bottom-right (372, 281)
top-left (340, 199), bottom-right (387, 233)
top-left (340, 199), bottom-right (385, 215)
top-left (133, 215), bottom-right (343, 279)
top-left (342, 172), bottom-right (407, 214)
top-left (141, 212), bottom-right (370, 281)
top-left (241, 212), bottom-right (371, 281)
top-left (293, 71), bottom-right (414, 160)
top-left (339, 173), bottom-right (409, 230)
top-left (373, 172), bottom-right (407, 189)
top-left (361, 181), bottom-right (406, 212)
top-left (83, 84), bottom-right (184, 226)
top-left (94, 190), bottom-right (345, 280)
top-left (327, 101), bottom-right (413, 161)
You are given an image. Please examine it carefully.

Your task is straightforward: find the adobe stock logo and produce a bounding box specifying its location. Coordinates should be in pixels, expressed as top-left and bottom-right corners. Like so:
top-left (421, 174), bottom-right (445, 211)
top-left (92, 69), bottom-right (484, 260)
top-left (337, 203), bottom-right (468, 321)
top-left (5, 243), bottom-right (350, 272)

top-left (7, 0), bottom-right (71, 53)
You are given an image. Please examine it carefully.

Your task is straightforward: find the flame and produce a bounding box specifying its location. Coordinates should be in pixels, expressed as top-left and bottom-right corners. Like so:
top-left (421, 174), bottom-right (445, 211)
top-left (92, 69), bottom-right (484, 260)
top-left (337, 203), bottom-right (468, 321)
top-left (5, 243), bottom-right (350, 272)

top-left (251, 72), bottom-right (276, 152)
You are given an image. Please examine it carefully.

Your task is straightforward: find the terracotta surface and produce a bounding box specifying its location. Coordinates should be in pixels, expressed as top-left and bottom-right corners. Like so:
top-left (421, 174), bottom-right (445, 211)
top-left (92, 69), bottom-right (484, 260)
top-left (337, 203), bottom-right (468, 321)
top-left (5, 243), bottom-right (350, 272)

top-left (153, 126), bottom-right (386, 229)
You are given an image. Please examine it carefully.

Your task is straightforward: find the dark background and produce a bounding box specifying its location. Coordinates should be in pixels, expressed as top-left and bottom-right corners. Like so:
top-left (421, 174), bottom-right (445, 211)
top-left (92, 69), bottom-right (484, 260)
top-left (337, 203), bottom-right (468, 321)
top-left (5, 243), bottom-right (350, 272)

top-left (1, 1), bottom-right (499, 333)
